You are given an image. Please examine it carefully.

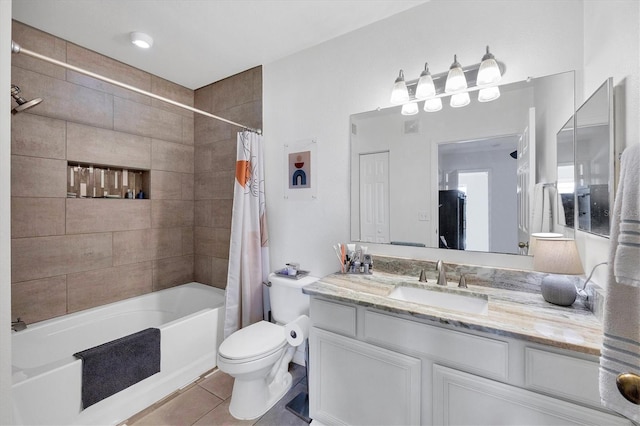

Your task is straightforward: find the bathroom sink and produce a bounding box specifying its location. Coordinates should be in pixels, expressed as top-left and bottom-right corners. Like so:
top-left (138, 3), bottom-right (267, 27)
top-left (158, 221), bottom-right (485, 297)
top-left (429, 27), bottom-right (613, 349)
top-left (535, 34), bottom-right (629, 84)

top-left (387, 285), bottom-right (489, 315)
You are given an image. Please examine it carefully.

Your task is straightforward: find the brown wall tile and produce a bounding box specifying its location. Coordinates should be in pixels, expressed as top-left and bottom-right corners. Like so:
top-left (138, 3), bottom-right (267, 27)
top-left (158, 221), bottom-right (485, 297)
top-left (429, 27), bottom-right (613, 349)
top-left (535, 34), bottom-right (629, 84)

top-left (12, 21), bottom-right (67, 80)
top-left (194, 200), bottom-right (213, 228)
top-left (112, 229), bottom-right (153, 266)
top-left (67, 262), bottom-right (153, 313)
top-left (67, 122), bottom-right (151, 169)
top-left (151, 227), bottom-right (184, 259)
top-left (11, 66), bottom-right (114, 129)
top-left (11, 113), bottom-right (66, 159)
top-left (195, 170), bottom-right (234, 201)
top-left (151, 75), bottom-right (194, 118)
top-left (11, 197), bottom-right (66, 238)
top-left (150, 170), bottom-right (182, 200)
top-left (151, 200), bottom-right (194, 228)
top-left (182, 226), bottom-right (194, 255)
top-left (11, 275), bottom-right (67, 324)
top-left (66, 199), bottom-right (151, 234)
top-left (11, 155), bottom-right (67, 198)
top-left (12, 233), bottom-right (113, 283)
top-left (151, 139), bottom-right (194, 173)
top-left (114, 97), bottom-right (184, 143)
top-left (153, 256), bottom-right (194, 291)
top-left (194, 255), bottom-right (213, 286)
top-left (211, 257), bottom-right (229, 289)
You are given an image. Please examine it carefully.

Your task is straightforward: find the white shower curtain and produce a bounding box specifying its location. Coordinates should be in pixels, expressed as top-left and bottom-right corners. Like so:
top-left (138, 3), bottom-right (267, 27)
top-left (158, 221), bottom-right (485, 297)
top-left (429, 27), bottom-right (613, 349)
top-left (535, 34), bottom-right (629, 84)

top-left (223, 130), bottom-right (270, 338)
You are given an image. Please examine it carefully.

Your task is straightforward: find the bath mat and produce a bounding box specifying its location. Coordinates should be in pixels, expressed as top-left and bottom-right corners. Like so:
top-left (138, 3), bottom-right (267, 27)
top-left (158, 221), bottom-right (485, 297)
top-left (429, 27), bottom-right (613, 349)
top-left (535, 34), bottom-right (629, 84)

top-left (74, 327), bottom-right (161, 408)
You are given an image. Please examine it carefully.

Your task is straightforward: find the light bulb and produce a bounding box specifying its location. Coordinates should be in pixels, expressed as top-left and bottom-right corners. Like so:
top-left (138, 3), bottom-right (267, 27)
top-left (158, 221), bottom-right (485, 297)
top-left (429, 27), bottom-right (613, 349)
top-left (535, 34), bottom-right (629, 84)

top-left (477, 46), bottom-right (502, 86)
top-left (424, 97), bottom-right (442, 112)
top-left (450, 92), bottom-right (470, 108)
top-left (445, 55), bottom-right (467, 93)
top-left (131, 32), bottom-right (154, 49)
top-left (390, 70), bottom-right (410, 105)
top-left (415, 63), bottom-right (436, 99)
top-left (478, 86), bottom-right (501, 102)
top-left (401, 102), bottom-right (419, 115)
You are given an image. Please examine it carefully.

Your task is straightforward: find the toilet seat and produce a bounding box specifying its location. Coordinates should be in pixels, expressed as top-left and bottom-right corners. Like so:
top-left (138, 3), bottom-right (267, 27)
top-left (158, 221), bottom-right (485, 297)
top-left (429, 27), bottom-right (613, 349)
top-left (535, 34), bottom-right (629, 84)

top-left (218, 321), bottom-right (286, 363)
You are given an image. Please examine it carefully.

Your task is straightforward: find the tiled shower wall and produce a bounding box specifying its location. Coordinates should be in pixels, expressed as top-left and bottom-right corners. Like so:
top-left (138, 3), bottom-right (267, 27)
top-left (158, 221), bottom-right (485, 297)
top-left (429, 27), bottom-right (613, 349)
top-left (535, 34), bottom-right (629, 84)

top-left (193, 68), bottom-right (263, 287)
top-left (10, 22), bottom-right (196, 324)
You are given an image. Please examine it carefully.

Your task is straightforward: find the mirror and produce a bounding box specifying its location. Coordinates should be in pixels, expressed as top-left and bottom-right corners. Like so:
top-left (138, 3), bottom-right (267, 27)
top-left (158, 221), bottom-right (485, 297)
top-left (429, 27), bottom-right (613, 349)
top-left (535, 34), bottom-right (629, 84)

top-left (575, 78), bottom-right (614, 237)
top-left (556, 116), bottom-right (575, 228)
top-left (350, 71), bottom-right (575, 255)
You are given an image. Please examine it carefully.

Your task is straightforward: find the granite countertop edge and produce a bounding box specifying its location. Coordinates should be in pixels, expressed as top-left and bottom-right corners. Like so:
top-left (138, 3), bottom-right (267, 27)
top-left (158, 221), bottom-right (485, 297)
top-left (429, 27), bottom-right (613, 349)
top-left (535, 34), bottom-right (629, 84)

top-left (303, 272), bottom-right (603, 356)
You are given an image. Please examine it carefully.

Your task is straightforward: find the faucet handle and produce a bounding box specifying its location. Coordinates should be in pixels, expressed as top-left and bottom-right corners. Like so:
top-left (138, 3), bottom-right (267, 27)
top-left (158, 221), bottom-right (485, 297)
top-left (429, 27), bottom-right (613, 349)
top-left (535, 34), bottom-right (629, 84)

top-left (436, 261), bottom-right (447, 286)
top-left (458, 274), bottom-right (467, 288)
top-left (419, 269), bottom-right (428, 282)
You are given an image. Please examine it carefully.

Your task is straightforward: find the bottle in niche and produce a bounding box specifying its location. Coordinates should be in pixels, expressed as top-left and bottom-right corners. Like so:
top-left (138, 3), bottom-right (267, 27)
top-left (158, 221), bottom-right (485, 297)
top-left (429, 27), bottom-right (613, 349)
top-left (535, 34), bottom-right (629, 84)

top-left (126, 189), bottom-right (133, 199)
top-left (136, 190), bottom-right (144, 199)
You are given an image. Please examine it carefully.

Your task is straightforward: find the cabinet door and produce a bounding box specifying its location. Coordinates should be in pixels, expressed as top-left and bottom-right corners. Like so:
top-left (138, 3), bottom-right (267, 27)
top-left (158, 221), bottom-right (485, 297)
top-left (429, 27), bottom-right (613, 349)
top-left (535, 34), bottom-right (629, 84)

top-left (433, 365), bottom-right (631, 426)
top-left (309, 328), bottom-right (421, 426)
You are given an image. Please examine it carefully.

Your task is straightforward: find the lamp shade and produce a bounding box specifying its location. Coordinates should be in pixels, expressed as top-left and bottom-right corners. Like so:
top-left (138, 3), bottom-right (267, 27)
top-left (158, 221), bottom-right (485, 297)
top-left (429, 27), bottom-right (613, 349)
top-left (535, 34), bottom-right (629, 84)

top-left (478, 86), bottom-right (500, 102)
top-left (401, 102), bottom-right (419, 116)
top-left (424, 97), bottom-right (442, 112)
top-left (445, 55), bottom-right (467, 93)
top-left (416, 63), bottom-right (436, 99)
top-left (390, 70), bottom-right (410, 105)
top-left (477, 46), bottom-right (502, 86)
top-left (528, 232), bottom-right (563, 256)
top-left (533, 238), bottom-right (584, 275)
top-left (450, 92), bottom-right (470, 108)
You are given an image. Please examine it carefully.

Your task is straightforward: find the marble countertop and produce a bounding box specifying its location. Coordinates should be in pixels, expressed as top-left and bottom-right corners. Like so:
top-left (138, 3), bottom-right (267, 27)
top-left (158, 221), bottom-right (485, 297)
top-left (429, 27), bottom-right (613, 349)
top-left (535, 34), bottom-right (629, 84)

top-left (302, 271), bottom-right (603, 356)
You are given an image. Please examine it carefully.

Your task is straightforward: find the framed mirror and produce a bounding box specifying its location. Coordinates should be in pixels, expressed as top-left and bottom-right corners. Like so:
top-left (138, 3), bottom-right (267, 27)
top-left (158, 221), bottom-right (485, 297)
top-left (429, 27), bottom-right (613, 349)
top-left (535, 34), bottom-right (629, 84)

top-left (556, 116), bottom-right (575, 228)
top-left (575, 78), bottom-right (614, 237)
top-left (350, 71), bottom-right (575, 255)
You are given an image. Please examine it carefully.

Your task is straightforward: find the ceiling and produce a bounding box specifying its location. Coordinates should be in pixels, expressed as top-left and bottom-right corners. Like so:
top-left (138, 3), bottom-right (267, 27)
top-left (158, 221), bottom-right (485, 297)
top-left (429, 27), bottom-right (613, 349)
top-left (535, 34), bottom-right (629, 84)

top-left (12, 0), bottom-right (428, 90)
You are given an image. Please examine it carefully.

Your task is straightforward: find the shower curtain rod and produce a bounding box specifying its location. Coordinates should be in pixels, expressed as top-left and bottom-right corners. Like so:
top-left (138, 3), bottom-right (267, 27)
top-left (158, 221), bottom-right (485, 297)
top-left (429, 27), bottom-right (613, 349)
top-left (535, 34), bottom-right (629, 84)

top-left (10, 41), bottom-right (261, 134)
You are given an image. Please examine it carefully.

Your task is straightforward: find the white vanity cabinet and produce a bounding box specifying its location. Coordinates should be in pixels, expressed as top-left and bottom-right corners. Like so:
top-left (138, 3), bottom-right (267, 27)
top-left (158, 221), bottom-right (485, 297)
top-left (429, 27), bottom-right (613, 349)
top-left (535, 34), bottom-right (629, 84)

top-left (308, 297), bottom-right (632, 426)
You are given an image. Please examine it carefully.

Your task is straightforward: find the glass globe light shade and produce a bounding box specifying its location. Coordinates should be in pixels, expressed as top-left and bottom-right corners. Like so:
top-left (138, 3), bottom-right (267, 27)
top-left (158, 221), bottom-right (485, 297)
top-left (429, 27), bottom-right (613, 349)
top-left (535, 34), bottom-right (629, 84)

top-left (390, 70), bottom-right (410, 105)
top-left (450, 92), bottom-right (470, 108)
top-left (401, 102), bottom-right (419, 116)
top-left (445, 55), bottom-right (467, 93)
top-left (415, 63), bottom-right (436, 99)
top-left (477, 46), bottom-right (502, 86)
top-left (424, 97), bottom-right (442, 112)
top-left (478, 86), bottom-right (501, 102)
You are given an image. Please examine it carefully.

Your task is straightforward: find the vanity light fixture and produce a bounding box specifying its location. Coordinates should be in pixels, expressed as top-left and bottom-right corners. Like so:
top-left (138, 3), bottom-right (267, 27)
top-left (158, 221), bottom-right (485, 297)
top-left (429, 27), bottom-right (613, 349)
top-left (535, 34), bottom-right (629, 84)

top-left (130, 31), bottom-right (154, 49)
top-left (389, 47), bottom-right (505, 114)
top-left (477, 46), bottom-right (502, 86)
top-left (390, 69), bottom-right (410, 105)
top-left (401, 102), bottom-right (419, 116)
top-left (444, 54), bottom-right (467, 93)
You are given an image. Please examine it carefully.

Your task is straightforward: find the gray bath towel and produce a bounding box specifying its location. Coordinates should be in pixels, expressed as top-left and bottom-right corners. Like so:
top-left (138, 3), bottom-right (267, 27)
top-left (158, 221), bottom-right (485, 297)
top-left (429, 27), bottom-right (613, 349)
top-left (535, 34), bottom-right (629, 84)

top-left (74, 327), bottom-right (161, 408)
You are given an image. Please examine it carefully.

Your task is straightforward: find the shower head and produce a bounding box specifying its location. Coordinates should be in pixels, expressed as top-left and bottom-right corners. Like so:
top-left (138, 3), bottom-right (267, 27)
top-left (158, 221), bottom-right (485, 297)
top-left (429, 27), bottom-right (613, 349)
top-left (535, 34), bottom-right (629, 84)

top-left (11, 84), bottom-right (43, 114)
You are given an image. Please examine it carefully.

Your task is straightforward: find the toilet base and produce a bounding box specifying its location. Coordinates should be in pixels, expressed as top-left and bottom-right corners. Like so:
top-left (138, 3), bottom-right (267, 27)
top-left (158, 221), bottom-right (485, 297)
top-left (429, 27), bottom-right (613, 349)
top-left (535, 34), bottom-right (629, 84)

top-left (228, 371), bottom-right (293, 420)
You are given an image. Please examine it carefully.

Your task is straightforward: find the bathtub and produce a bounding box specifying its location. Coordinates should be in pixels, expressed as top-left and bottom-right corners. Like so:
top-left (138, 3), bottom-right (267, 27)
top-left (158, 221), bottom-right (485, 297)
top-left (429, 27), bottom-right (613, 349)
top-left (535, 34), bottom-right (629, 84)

top-left (11, 282), bottom-right (225, 426)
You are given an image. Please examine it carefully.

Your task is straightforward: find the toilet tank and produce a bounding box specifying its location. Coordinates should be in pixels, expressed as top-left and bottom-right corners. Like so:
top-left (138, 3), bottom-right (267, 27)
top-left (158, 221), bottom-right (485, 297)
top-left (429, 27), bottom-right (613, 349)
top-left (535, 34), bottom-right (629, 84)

top-left (268, 273), bottom-right (318, 324)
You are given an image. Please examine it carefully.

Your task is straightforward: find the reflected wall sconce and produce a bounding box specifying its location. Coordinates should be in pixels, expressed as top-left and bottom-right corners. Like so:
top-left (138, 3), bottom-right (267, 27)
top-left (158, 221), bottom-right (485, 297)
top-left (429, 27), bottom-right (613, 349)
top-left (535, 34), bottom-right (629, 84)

top-left (390, 46), bottom-right (505, 113)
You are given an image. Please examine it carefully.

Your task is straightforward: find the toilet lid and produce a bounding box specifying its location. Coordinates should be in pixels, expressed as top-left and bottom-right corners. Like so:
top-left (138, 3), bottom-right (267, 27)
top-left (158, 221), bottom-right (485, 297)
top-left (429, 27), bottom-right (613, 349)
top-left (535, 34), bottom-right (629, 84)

top-left (218, 321), bottom-right (286, 360)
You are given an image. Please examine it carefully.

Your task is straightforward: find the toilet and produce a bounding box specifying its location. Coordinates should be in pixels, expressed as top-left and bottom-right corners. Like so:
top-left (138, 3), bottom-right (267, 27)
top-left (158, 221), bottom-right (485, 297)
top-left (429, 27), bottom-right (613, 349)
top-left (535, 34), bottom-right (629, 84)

top-left (217, 272), bottom-right (318, 420)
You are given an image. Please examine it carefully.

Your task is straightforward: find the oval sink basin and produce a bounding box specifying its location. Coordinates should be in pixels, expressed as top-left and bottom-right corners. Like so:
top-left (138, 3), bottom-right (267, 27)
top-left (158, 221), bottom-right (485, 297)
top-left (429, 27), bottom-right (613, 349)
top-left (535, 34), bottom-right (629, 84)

top-left (387, 285), bottom-right (489, 315)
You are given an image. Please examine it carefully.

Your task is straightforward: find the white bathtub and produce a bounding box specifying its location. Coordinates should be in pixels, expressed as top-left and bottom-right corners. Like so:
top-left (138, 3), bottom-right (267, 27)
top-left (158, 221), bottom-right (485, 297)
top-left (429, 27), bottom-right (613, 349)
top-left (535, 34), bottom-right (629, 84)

top-left (11, 282), bottom-right (225, 426)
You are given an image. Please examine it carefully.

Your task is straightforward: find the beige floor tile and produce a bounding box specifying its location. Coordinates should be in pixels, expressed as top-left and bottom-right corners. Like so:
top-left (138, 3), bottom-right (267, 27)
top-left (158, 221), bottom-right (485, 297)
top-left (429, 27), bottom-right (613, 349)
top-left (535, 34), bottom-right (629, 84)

top-left (131, 385), bottom-right (223, 426)
top-left (199, 370), bottom-right (235, 400)
top-left (193, 399), bottom-right (257, 426)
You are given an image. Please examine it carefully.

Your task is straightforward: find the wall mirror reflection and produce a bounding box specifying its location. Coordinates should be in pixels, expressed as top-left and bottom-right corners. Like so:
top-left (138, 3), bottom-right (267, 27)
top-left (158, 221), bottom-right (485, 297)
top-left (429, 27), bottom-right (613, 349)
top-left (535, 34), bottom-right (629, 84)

top-left (350, 71), bottom-right (575, 255)
top-left (575, 78), bottom-right (614, 237)
top-left (556, 116), bottom-right (575, 228)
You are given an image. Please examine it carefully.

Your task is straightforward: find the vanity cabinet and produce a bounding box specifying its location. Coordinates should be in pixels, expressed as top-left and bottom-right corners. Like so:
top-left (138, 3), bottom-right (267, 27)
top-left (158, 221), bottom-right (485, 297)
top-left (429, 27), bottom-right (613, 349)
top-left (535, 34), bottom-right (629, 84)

top-left (308, 297), bottom-right (631, 426)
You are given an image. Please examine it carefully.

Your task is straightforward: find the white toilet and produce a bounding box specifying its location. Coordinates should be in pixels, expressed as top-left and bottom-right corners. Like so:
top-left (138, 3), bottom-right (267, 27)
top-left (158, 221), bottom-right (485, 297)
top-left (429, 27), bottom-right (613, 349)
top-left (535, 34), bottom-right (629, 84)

top-left (217, 272), bottom-right (318, 420)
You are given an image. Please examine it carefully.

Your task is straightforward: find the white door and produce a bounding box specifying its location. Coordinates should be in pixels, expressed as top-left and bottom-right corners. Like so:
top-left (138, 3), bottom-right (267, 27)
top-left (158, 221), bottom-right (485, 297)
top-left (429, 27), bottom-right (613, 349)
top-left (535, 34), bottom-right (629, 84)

top-left (517, 108), bottom-right (536, 253)
top-left (359, 152), bottom-right (390, 243)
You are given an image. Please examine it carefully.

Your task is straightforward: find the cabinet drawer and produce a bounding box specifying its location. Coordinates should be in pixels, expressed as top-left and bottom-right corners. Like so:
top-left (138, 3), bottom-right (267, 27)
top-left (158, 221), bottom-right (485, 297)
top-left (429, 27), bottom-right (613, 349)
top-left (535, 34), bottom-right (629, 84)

top-left (525, 347), bottom-right (601, 407)
top-left (364, 310), bottom-right (509, 380)
top-left (310, 298), bottom-right (356, 337)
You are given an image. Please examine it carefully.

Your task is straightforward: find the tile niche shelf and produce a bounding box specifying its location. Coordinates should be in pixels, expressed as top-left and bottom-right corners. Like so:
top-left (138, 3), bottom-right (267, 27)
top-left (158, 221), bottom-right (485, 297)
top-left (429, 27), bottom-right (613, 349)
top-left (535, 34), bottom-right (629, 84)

top-left (67, 163), bottom-right (150, 199)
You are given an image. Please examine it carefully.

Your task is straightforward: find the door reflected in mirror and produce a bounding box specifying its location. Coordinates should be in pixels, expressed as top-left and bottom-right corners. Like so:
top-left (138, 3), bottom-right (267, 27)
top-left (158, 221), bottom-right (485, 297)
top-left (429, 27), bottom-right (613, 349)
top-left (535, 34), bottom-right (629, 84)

top-left (575, 78), bottom-right (613, 238)
top-left (556, 116), bottom-right (575, 228)
top-left (350, 71), bottom-right (575, 255)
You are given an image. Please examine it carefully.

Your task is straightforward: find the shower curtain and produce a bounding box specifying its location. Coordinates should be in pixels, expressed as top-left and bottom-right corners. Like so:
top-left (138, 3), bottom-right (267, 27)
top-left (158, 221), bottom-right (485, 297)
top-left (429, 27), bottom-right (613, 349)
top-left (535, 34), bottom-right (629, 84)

top-left (223, 130), bottom-right (270, 338)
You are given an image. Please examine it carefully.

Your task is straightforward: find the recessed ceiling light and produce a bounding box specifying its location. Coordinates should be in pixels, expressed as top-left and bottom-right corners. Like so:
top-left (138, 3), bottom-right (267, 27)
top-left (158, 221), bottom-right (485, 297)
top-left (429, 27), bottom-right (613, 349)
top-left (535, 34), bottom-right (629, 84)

top-left (130, 31), bottom-right (153, 49)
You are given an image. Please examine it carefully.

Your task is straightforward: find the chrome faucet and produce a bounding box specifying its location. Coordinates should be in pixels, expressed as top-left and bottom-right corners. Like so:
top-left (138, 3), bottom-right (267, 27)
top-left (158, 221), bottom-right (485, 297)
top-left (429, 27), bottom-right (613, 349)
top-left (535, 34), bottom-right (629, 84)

top-left (11, 318), bottom-right (26, 332)
top-left (436, 260), bottom-right (447, 286)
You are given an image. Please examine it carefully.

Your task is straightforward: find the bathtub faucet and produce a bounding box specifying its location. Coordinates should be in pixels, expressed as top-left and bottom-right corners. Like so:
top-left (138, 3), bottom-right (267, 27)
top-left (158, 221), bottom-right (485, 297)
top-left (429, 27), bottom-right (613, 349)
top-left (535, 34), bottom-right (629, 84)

top-left (12, 317), bottom-right (26, 331)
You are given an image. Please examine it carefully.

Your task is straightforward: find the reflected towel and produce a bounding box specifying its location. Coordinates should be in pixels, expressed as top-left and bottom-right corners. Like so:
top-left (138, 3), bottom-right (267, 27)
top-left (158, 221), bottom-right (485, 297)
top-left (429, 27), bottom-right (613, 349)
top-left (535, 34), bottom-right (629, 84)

top-left (531, 183), bottom-right (553, 233)
top-left (599, 144), bottom-right (640, 423)
top-left (74, 328), bottom-right (161, 409)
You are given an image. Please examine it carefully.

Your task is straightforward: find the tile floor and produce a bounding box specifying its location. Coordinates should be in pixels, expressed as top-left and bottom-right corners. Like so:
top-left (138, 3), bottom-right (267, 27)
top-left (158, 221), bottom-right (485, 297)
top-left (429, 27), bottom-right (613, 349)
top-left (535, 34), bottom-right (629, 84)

top-left (127, 364), bottom-right (310, 426)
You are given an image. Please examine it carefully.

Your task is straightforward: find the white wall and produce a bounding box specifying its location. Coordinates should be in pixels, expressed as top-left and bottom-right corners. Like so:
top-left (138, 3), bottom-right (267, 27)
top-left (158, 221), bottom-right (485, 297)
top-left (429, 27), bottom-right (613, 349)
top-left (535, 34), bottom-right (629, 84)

top-left (263, 0), bottom-right (585, 276)
top-left (0, 1), bottom-right (13, 423)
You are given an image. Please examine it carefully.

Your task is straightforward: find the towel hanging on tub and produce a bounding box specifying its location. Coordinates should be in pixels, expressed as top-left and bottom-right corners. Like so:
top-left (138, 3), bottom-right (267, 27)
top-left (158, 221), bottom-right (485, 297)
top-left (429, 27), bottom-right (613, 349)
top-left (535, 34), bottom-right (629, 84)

top-left (599, 143), bottom-right (640, 422)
